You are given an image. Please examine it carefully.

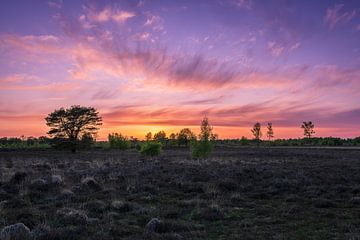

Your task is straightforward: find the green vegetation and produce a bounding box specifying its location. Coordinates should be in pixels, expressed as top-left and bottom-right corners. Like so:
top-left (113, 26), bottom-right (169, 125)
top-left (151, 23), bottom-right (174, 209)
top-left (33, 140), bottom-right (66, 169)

top-left (191, 117), bottom-right (217, 158)
top-left (0, 136), bottom-right (51, 149)
top-left (217, 136), bottom-right (360, 146)
top-left (139, 141), bottom-right (162, 156)
top-left (108, 133), bottom-right (131, 150)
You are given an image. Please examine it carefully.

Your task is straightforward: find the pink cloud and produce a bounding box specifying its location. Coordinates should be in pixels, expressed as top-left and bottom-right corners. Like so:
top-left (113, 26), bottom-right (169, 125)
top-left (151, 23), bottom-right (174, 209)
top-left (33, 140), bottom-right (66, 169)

top-left (86, 6), bottom-right (135, 24)
top-left (267, 41), bottom-right (284, 57)
top-left (324, 4), bottom-right (358, 30)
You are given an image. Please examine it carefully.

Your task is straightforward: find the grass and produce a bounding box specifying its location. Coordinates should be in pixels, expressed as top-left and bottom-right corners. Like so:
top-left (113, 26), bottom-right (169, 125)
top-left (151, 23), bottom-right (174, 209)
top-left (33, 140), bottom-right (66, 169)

top-left (0, 146), bottom-right (360, 239)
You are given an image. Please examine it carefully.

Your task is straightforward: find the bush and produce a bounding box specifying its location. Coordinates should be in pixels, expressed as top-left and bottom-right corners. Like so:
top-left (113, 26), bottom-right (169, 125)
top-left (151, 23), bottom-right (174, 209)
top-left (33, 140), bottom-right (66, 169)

top-left (79, 133), bottom-right (94, 149)
top-left (139, 142), bottom-right (162, 157)
top-left (191, 140), bottom-right (213, 158)
top-left (108, 133), bottom-right (131, 150)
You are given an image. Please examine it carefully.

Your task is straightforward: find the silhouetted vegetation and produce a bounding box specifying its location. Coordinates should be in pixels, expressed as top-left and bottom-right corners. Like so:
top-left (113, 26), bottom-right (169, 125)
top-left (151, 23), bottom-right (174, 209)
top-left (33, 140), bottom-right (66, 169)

top-left (217, 137), bottom-right (360, 147)
top-left (45, 105), bottom-right (102, 152)
top-left (251, 122), bottom-right (262, 145)
top-left (177, 128), bottom-right (196, 147)
top-left (145, 132), bottom-right (152, 141)
top-left (0, 136), bottom-right (50, 149)
top-left (301, 121), bottom-right (315, 138)
top-left (267, 122), bottom-right (274, 140)
top-left (153, 131), bottom-right (167, 145)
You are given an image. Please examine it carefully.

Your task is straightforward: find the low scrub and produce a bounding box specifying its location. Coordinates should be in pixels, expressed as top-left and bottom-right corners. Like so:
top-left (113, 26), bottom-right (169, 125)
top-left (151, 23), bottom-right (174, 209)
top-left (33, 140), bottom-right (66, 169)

top-left (108, 133), bottom-right (131, 150)
top-left (139, 141), bottom-right (162, 156)
top-left (191, 140), bottom-right (213, 158)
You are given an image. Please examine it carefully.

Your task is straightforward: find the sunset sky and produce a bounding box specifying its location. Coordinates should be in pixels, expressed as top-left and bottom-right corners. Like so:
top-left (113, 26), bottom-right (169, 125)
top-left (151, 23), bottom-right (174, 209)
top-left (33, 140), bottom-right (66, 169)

top-left (0, 0), bottom-right (360, 140)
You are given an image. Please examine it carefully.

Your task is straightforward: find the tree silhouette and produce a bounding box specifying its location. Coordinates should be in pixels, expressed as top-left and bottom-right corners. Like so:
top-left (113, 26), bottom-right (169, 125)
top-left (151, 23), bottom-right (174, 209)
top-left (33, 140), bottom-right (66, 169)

top-left (199, 117), bottom-right (217, 141)
top-left (177, 128), bottom-right (196, 147)
top-left (145, 132), bottom-right (152, 141)
top-left (251, 122), bottom-right (262, 145)
top-left (301, 121), bottom-right (315, 138)
top-left (266, 122), bottom-right (274, 140)
top-left (45, 105), bottom-right (102, 152)
top-left (153, 130), bottom-right (167, 144)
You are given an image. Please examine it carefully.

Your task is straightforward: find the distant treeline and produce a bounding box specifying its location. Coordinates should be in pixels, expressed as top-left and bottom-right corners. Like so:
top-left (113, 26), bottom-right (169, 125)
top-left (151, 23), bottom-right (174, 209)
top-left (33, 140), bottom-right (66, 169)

top-left (1, 105), bottom-right (359, 151)
top-left (218, 137), bottom-right (360, 147)
top-left (1, 136), bottom-right (360, 149)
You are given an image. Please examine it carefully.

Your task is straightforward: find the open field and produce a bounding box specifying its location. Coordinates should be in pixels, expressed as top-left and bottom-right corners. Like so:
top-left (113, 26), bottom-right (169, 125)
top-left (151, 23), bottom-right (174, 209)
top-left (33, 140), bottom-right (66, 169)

top-left (1, 146), bottom-right (360, 239)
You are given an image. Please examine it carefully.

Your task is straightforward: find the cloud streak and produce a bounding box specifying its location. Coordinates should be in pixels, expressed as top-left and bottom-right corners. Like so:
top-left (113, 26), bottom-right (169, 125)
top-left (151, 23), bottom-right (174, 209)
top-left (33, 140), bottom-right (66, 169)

top-left (324, 4), bottom-right (358, 30)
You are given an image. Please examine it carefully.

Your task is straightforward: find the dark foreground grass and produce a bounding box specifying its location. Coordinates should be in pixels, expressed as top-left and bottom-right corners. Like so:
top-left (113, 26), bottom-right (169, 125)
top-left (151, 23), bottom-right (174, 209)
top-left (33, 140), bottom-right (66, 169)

top-left (1, 146), bottom-right (360, 239)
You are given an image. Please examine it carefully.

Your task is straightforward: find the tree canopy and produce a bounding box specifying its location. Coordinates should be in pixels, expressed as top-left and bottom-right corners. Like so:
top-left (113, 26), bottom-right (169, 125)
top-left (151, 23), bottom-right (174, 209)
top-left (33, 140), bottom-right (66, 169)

top-left (301, 121), bottom-right (315, 138)
top-left (45, 105), bottom-right (102, 152)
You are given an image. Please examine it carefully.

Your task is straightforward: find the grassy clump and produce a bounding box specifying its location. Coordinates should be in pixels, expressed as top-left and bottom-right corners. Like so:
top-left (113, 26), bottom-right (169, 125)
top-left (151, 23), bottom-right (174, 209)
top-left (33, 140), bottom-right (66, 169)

top-left (190, 140), bottom-right (213, 159)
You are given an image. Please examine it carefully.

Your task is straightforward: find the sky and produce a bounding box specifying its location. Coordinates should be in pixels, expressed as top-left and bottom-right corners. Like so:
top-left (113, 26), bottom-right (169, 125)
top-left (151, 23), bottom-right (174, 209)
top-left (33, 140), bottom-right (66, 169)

top-left (0, 0), bottom-right (360, 140)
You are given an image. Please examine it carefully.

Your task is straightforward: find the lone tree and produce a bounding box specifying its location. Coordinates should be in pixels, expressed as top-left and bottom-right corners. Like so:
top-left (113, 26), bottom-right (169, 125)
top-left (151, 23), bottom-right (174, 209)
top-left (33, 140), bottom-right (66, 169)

top-left (45, 105), bottom-right (102, 152)
top-left (301, 121), bottom-right (315, 138)
top-left (266, 122), bottom-right (274, 140)
top-left (251, 122), bottom-right (262, 145)
top-left (177, 128), bottom-right (196, 147)
top-left (191, 117), bottom-right (217, 158)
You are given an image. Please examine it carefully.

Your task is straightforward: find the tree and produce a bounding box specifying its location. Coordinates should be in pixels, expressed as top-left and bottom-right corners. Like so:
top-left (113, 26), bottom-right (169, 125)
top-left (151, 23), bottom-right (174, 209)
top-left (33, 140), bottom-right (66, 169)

top-left (266, 122), bottom-right (274, 140)
top-left (169, 133), bottom-right (177, 145)
top-left (45, 105), bottom-right (102, 152)
top-left (153, 130), bottom-right (167, 144)
top-left (251, 122), bottom-right (262, 145)
top-left (199, 117), bottom-right (217, 141)
top-left (145, 132), bottom-right (152, 141)
top-left (191, 117), bottom-right (217, 158)
top-left (177, 128), bottom-right (196, 147)
top-left (301, 121), bottom-right (315, 138)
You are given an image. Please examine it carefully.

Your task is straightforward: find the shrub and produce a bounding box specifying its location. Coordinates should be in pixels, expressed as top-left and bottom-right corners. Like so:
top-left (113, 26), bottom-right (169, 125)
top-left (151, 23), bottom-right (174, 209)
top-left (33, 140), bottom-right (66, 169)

top-left (139, 141), bottom-right (162, 157)
top-left (191, 140), bottom-right (213, 158)
top-left (108, 133), bottom-right (131, 150)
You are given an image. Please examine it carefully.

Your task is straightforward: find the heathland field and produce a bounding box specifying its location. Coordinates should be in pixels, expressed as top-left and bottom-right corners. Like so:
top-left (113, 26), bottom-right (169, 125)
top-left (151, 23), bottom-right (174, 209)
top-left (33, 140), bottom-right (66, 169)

top-left (1, 146), bottom-right (360, 239)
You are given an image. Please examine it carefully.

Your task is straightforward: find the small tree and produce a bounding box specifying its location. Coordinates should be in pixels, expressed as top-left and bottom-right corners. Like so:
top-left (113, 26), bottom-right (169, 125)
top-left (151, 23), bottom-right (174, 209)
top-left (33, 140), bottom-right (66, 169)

top-left (301, 121), bottom-right (315, 138)
top-left (108, 133), bottom-right (131, 150)
top-left (177, 128), bottom-right (196, 147)
top-left (266, 122), bottom-right (274, 140)
top-left (251, 122), bottom-right (262, 145)
top-left (191, 117), bottom-right (216, 158)
top-left (45, 105), bottom-right (102, 152)
top-left (145, 132), bottom-right (152, 141)
top-left (153, 130), bottom-right (167, 145)
top-left (169, 133), bottom-right (177, 145)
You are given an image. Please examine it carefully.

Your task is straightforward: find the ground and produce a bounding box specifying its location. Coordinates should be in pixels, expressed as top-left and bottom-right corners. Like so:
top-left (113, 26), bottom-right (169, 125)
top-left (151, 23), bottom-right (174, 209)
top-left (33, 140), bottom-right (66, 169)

top-left (1, 146), bottom-right (360, 239)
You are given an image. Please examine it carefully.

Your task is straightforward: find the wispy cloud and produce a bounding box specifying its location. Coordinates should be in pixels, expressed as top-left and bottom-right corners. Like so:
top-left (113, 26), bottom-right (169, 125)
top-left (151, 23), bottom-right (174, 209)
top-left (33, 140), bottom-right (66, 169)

top-left (82, 6), bottom-right (135, 25)
top-left (324, 4), bottom-right (358, 30)
top-left (267, 41), bottom-right (284, 57)
top-left (232, 0), bottom-right (252, 10)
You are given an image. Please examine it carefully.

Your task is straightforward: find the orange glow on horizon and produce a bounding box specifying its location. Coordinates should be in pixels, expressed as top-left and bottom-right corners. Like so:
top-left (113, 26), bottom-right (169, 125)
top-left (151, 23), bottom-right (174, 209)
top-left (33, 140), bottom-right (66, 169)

top-left (1, 116), bottom-right (357, 140)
